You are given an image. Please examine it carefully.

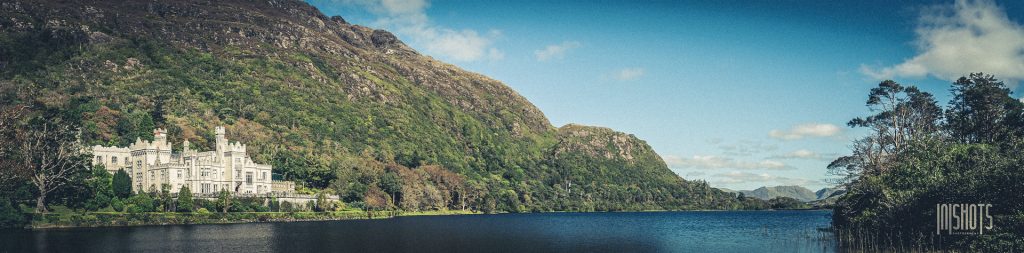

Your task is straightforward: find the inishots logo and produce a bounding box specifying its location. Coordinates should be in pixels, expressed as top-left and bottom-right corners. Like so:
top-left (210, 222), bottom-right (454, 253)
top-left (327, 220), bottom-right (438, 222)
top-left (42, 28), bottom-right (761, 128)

top-left (936, 203), bottom-right (993, 235)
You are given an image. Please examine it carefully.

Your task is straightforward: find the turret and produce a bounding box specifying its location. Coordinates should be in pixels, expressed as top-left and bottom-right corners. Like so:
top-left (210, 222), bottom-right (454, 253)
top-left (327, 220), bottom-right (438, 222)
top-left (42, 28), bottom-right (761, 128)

top-left (154, 128), bottom-right (168, 145)
top-left (215, 126), bottom-right (226, 153)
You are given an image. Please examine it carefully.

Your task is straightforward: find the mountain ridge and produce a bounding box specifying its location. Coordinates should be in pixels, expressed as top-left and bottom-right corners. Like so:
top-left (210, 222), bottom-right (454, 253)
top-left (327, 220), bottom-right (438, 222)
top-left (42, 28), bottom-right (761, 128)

top-left (0, 0), bottom-right (739, 211)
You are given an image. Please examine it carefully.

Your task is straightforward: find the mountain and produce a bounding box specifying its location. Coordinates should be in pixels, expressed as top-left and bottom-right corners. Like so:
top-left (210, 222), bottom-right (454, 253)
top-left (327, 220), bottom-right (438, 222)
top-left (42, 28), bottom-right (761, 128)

top-left (739, 186), bottom-right (817, 202)
top-left (815, 187), bottom-right (844, 200)
top-left (0, 0), bottom-right (737, 211)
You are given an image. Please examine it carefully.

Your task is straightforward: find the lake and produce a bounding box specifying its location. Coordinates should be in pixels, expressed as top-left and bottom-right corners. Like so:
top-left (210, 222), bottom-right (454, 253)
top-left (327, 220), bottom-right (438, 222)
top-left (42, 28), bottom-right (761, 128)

top-left (0, 210), bottom-right (836, 253)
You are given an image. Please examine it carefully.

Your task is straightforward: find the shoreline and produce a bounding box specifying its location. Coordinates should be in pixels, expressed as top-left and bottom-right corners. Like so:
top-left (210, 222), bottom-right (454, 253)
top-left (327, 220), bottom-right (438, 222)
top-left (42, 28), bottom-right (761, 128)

top-left (23, 209), bottom-right (829, 230)
top-left (25, 210), bottom-right (477, 230)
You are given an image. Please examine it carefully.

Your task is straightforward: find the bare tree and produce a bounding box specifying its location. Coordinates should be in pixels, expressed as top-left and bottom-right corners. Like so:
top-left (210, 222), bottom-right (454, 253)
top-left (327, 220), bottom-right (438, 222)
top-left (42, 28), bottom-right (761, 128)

top-left (19, 119), bottom-right (89, 213)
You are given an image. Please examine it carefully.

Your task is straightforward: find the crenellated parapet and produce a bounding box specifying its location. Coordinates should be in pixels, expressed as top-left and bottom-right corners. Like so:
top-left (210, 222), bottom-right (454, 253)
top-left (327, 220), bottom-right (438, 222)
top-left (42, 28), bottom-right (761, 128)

top-left (90, 126), bottom-right (274, 195)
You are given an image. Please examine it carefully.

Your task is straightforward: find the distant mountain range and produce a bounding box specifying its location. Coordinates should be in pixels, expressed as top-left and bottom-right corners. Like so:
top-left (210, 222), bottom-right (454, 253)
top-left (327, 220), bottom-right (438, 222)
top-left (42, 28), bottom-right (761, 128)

top-left (723, 186), bottom-right (844, 202)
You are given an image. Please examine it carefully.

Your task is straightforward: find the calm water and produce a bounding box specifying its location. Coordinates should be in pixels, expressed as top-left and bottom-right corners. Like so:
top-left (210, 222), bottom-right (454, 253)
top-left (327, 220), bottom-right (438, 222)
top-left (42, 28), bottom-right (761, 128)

top-left (0, 210), bottom-right (836, 253)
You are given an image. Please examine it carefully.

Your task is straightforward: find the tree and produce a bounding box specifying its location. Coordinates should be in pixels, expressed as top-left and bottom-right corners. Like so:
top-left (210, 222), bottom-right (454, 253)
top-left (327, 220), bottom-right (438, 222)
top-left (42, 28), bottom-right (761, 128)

top-left (126, 193), bottom-right (155, 213)
top-left (363, 186), bottom-right (388, 213)
top-left (151, 96), bottom-right (166, 127)
top-left (315, 191), bottom-right (327, 212)
top-left (831, 80), bottom-right (941, 181)
top-left (112, 169), bottom-right (132, 199)
top-left (177, 185), bottom-right (194, 212)
top-left (160, 184), bottom-right (173, 212)
top-left (379, 171), bottom-right (402, 207)
top-left (20, 117), bottom-right (90, 213)
top-left (84, 168), bottom-right (114, 211)
top-left (945, 73), bottom-right (1023, 144)
top-left (137, 112), bottom-right (155, 141)
top-left (217, 189), bottom-right (232, 213)
top-left (0, 197), bottom-right (26, 228)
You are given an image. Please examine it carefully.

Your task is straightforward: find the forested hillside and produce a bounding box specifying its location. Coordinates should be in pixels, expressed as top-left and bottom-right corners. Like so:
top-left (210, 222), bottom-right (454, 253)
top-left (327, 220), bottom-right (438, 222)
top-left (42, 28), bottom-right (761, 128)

top-left (830, 74), bottom-right (1024, 251)
top-left (0, 0), bottom-right (740, 214)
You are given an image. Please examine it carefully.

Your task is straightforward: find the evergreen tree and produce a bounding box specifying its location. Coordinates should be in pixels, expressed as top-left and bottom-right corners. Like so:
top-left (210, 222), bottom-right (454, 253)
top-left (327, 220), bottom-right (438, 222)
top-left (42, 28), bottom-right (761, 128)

top-left (176, 185), bottom-right (193, 212)
top-left (151, 97), bottom-right (166, 127)
top-left (138, 113), bottom-right (155, 141)
top-left (112, 169), bottom-right (132, 199)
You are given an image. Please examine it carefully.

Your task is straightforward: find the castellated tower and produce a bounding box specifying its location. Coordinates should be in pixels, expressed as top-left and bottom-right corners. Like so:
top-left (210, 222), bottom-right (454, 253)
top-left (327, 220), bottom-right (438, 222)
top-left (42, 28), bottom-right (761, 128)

top-left (215, 126), bottom-right (226, 158)
top-left (154, 128), bottom-right (168, 145)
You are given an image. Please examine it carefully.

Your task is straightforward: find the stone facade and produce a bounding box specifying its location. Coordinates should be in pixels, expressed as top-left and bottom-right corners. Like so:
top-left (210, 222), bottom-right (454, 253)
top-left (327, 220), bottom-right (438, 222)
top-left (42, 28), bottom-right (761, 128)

top-left (272, 180), bottom-right (296, 194)
top-left (91, 126), bottom-right (273, 195)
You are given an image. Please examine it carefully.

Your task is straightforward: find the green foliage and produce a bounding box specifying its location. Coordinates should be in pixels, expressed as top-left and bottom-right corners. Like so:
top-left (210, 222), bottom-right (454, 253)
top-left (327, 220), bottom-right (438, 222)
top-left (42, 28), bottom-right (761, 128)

top-left (280, 202), bottom-right (295, 213)
top-left (767, 197), bottom-right (808, 210)
top-left (228, 197), bottom-right (268, 212)
top-left (110, 197), bottom-right (125, 212)
top-left (112, 169), bottom-right (132, 199)
top-left (125, 194), bottom-right (156, 213)
top-left (268, 198), bottom-right (280, 212)
top-left (833, 75), bottom-right (1024, 250)
top-left (159, 184), bottom-right (173, 212)
top-left (0, 197), bottom-right (27, 228)
top-left (217, 190), bottom-right (232, 213)
top-left (84, 169), bottom-right (114, 211)
top-left (0, 0), bottom-right (743, 216)
top-left (176, 186), bottom-right (194, 212)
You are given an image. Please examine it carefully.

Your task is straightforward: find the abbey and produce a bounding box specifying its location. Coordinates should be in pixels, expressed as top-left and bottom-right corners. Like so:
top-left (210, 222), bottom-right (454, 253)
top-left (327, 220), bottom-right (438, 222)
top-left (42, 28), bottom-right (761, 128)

top-left (90, 127), bottom-right (273, 195)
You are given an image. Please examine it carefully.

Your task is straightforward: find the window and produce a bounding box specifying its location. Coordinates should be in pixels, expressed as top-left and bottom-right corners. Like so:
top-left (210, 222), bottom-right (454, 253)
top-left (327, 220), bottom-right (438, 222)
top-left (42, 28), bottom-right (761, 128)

top-left (262, 172), bottom-right (267, 181)
top-left (96, 156), bottom-right (102, 164)
top-left (177, 170), bottom-right (182, 179)
top-left (111, 156), bottom-right (117, 164)
top-left (246, 172), bottom-right (253, 185)
top-left (236, 170), bottom-right (241, 179)
top-left (124, 158), bottom-right (129, 165)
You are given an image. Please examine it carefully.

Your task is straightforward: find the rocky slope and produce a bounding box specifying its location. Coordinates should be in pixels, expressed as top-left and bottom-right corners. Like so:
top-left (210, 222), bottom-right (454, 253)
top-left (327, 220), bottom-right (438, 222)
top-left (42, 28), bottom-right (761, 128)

top-left (0, 0), bottom-right (737, 211)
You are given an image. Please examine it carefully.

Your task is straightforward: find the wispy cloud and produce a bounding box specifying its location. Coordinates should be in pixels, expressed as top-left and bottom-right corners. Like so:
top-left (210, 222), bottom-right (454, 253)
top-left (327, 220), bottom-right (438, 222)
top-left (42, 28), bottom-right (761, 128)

top-left (664, 155), bottom-right (794, 170)
top-left (535, 41), bottom-right (580, 61)
top-left (769, 123), bottom-right (842, 140)
top-left (859, 0), bottom-right (1024, 85)
top-left (340, 0), bottom-right (504, 62)
top-left (613, 67), bottom-right (645, 81)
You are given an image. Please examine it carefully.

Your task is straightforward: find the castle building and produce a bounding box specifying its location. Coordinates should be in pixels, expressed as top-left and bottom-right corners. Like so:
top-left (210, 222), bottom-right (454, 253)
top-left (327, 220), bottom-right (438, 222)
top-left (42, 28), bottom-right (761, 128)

top-left (90, 126), bottom-right (273, 195)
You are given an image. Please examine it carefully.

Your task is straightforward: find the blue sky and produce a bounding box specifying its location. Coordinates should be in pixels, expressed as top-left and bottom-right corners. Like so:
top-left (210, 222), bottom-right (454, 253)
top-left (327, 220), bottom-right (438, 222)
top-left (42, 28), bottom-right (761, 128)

top-left (307, 0), bottom-right (1024, 191)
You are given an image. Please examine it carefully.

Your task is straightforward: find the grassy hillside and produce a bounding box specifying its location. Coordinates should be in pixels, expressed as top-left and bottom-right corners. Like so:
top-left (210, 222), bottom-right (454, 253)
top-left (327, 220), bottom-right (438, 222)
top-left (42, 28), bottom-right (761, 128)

top-left (0, 0), bottom-right (738, 212)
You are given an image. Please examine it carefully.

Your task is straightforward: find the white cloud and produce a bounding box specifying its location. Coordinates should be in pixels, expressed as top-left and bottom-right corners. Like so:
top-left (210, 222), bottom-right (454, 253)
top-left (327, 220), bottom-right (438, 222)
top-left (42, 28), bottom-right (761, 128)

top-left (860, 0), bottom-right (1024, 85)
top-left (613, 67), bottom-right (645, 81)
top-left (710, 172), bottom-right (820, 187)
top-left (664, 155), bottom-right (794, 170)
top-left (342, 0), bottom-right (504, 62)
top-left (769, 123), bottom-right (842, 140)
top-left (534, 41), bottom-right (581, 61)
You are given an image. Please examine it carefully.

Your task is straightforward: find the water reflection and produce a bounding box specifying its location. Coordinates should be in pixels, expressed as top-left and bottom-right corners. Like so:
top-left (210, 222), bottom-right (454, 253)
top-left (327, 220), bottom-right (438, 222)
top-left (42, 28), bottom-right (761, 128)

top-left (1, 211), bottom-right (836, 253)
